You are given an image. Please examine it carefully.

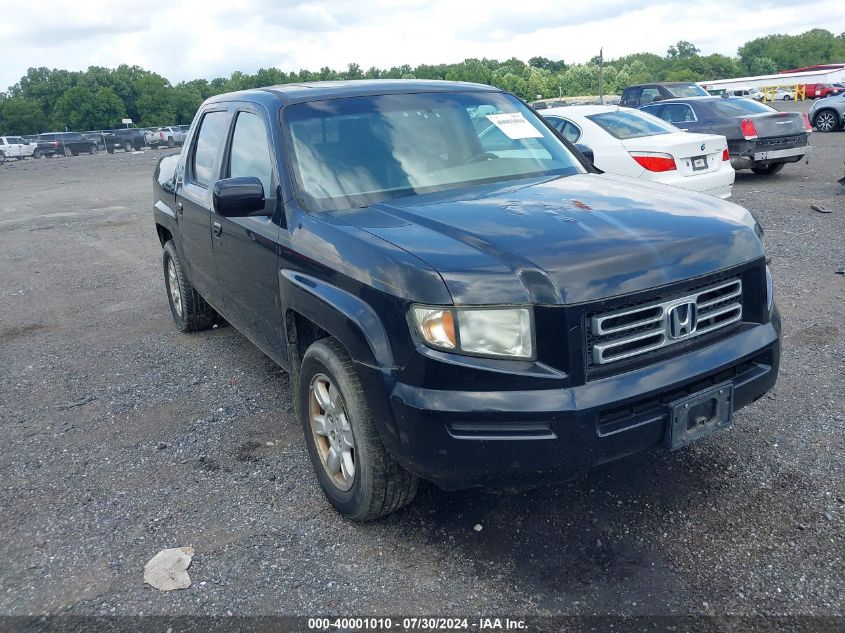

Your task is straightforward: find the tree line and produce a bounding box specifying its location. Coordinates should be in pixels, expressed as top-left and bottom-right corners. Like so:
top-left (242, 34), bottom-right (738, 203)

top-left (1, 28), bottom-right (843, 135)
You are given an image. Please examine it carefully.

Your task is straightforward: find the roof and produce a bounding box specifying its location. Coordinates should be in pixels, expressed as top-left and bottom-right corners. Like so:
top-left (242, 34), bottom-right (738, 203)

top-left (204, 79), bottom-right (500, 107)
top-left (780, 63), bottom-right (845, 74)
top-left (625, 82), bottom-right (698, 88)
top-left (543, 105), bottom-right (619, 116)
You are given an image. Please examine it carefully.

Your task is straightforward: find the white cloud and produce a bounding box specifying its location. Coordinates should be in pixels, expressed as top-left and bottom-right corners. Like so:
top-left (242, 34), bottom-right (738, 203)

top-left (1, 0), bottom-right (843, 90)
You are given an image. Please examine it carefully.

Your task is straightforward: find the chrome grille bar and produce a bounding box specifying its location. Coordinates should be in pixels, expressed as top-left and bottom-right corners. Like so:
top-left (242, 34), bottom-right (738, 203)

top-left (591, 279), bottom-right (742, 366)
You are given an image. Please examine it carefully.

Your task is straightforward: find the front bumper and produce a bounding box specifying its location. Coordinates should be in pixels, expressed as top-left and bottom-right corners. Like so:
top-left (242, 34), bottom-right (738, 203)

top-left (366, 316), bottom-right (780, 489)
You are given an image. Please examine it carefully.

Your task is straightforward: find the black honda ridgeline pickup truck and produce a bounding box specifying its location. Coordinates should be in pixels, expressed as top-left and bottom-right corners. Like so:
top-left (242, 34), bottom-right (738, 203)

top-left (152, 80), bottom-right (780, 520)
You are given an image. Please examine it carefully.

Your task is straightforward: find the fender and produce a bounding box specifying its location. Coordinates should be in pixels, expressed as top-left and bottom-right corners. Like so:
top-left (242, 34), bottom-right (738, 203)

top-left (280, 269), bottom-right (395, 370)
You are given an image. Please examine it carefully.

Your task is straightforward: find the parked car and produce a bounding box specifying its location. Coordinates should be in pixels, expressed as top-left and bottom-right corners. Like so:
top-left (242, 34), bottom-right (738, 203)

top-left (151, 126), bottom-right (187, 147)
top-left (620, 82), bottom-right (710, 108)
top-left (107, 128), bottom-right (146, 152)
top-left (152, 80), bottom-right (779, 520)
top-left (541, 105), bottom-right (734, 199)
top-left (803, 83), bottom-right (843, 99)
top-left (725, 87), bottom-right (761, 100)
top-left (771, 88), bottom-right (795, 101)
top-left (640, 97), bottom-right (812, 175)
top-left (808, 92), bottom-right (845, 132)
top-left (0, 136), bottom-right (37, 162)
top-left (37, 132), bottom-right (98, 156)
top-left (82, 131), bottom-right (115, 151)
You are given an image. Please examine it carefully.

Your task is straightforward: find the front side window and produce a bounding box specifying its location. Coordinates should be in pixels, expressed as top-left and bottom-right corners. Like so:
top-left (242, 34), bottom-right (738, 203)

top-left (587, 109), bottom-right (678, 139)
top-left (284, 91), bottom-right (583, 211)
top-left (228, 111), bottom-right (274, 196)
top-left (544, 116), bottom-right (582, 143)
top-left (640, 88), bottom-right (661, 104)
top-left (191, 110), bottom-right (229, 187)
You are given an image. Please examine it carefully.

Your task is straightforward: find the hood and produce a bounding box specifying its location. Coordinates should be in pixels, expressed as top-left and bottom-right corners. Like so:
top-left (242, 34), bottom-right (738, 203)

top-left (331, 173), bottom-right (763, 305)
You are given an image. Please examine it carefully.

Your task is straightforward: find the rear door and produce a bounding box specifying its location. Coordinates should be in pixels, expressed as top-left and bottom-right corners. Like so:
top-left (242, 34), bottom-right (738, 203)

top-left (212, 105), bottom-right (286, 361)
top-left (175, 107), bottom-right (231, 309)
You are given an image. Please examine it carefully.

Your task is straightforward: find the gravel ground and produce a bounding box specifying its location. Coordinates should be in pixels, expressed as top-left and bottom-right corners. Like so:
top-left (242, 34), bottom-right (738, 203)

top-left (0, 115), bottom-right (843, 624)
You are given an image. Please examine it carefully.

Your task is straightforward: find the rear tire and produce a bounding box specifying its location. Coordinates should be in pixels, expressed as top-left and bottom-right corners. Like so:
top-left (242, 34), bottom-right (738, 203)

top-left (813, 109), bottom-right (840, 133)
top-left (167, 136), bottom-right (175, 148)
top-left (63, 146), bottom-right (72, 157)
top-left (299, 338), bottom-right (418, 521)
top-left (33, 150), bottom-right (43, 159)
top-left (162, 240), bottom-right (216, 332)
top-left (89, 145), bottom-right (96, 155)
top-left (0, 152), bottom-right (5, 164)
top-left (751, 162), bottom-right (786, 175)
top-left (124, 141), bottom-right (133, 152)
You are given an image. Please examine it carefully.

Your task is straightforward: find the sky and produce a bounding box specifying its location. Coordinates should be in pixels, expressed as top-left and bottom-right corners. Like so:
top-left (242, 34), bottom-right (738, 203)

top-left (2, 0), bottom-right (844, 91)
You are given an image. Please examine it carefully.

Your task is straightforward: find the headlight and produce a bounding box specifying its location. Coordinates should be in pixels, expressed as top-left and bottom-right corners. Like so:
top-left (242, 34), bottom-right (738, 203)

top-left (411, 306), bottom-right (533, 359)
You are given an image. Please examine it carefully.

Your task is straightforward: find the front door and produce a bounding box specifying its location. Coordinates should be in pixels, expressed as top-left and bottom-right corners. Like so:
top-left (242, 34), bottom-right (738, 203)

top-left (175, 108), bottom-right (230, 310)
top-left (212, 107), bottom-right (286, 363)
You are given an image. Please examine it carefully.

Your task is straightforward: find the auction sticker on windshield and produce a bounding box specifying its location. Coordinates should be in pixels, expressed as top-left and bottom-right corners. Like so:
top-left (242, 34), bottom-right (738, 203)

top-left (485, 112), bottom-right (543, 139)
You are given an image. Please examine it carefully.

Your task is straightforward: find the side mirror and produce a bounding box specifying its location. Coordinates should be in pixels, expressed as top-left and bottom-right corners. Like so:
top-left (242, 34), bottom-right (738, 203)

top-left (212, 177), bottom-right (267, 217)
top-left (575, 143), bottom-right (595, 164)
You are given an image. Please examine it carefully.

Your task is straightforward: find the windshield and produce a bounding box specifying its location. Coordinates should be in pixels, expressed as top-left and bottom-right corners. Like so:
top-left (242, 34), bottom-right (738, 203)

top-left (283, 91), bottom-right (583, 211)
top-left (668, 83), bottom-right (709, 97)
top-left (712, 99), bottom-right (776, 117)
top-left (586, 109), bottom-right (678, 139)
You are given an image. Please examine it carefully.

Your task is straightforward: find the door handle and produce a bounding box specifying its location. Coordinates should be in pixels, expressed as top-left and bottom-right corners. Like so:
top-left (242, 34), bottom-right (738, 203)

top-left (212, 221), bottom-right (222, 238)
top-left (176, 202), bottom-right (184, 214)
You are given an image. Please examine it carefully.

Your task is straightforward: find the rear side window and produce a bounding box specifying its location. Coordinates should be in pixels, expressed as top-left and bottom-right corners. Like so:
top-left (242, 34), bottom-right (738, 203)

top-left (228, 111), bottom-right (274, 197)
top-left (192, 110), bottom-right (229, 187)
top-left (659, 104), bottom-right (696, 123)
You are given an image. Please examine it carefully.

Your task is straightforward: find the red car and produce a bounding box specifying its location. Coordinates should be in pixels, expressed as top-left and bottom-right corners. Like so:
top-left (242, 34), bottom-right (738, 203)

top-left (804, 83), bottom-right (844, 99)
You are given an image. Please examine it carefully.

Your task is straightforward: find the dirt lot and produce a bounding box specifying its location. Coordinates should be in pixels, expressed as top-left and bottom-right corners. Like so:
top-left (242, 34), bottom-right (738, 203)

top-left (0, 118), bottom-right (843, 624)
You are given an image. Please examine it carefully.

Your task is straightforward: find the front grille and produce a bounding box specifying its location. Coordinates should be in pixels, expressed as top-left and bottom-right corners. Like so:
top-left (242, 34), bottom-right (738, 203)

top-left (589, 278), bottom-right (742, 366)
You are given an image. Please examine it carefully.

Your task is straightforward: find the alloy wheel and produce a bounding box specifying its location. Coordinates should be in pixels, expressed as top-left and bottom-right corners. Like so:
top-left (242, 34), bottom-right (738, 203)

top-left (167, 258), bottom-right (182, 317)
top-left (815, 111), bottom-right (836, 132)
top-left (308, 373), bottom-right (356, 491)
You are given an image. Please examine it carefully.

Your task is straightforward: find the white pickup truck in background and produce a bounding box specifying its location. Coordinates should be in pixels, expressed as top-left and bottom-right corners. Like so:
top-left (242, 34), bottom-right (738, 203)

top-left (146, 126), bottom-right (187, 148)
top-left (0, 136), bottom-right (37, 163)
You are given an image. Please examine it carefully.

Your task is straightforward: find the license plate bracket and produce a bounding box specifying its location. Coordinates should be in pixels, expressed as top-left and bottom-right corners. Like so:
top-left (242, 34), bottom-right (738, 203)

top-left (691, 155), bottom-right (708, 171)
top-left (666, 383), bottom-right (733, 450)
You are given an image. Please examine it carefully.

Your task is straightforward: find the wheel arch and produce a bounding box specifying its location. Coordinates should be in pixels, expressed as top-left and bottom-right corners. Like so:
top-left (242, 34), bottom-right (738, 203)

top-left (280, 269), bottom-right (395, 373)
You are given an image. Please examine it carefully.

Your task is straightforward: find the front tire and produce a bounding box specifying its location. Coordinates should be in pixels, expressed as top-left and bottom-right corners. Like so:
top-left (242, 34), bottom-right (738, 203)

top-left (63, 146), bottom-right (72, 157)
top-left (124, 141), bottom-right (133, 152)
top-left (813, 109), bottom-right (840, 132)
top-left (162, 240), bottom-right (216, 332)
top-left (33, 150), bottom-right (43, 159)
top-left (751, 162), bottom-right (786, 175)
top-left (299, 338), bottom-right (418, 521)
top-left (0, 152), bottom-right (5, 164)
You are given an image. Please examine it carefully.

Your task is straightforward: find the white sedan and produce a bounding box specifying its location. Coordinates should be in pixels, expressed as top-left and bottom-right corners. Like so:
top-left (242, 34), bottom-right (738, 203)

top-left (541, 106), bottom-right (734, 199)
